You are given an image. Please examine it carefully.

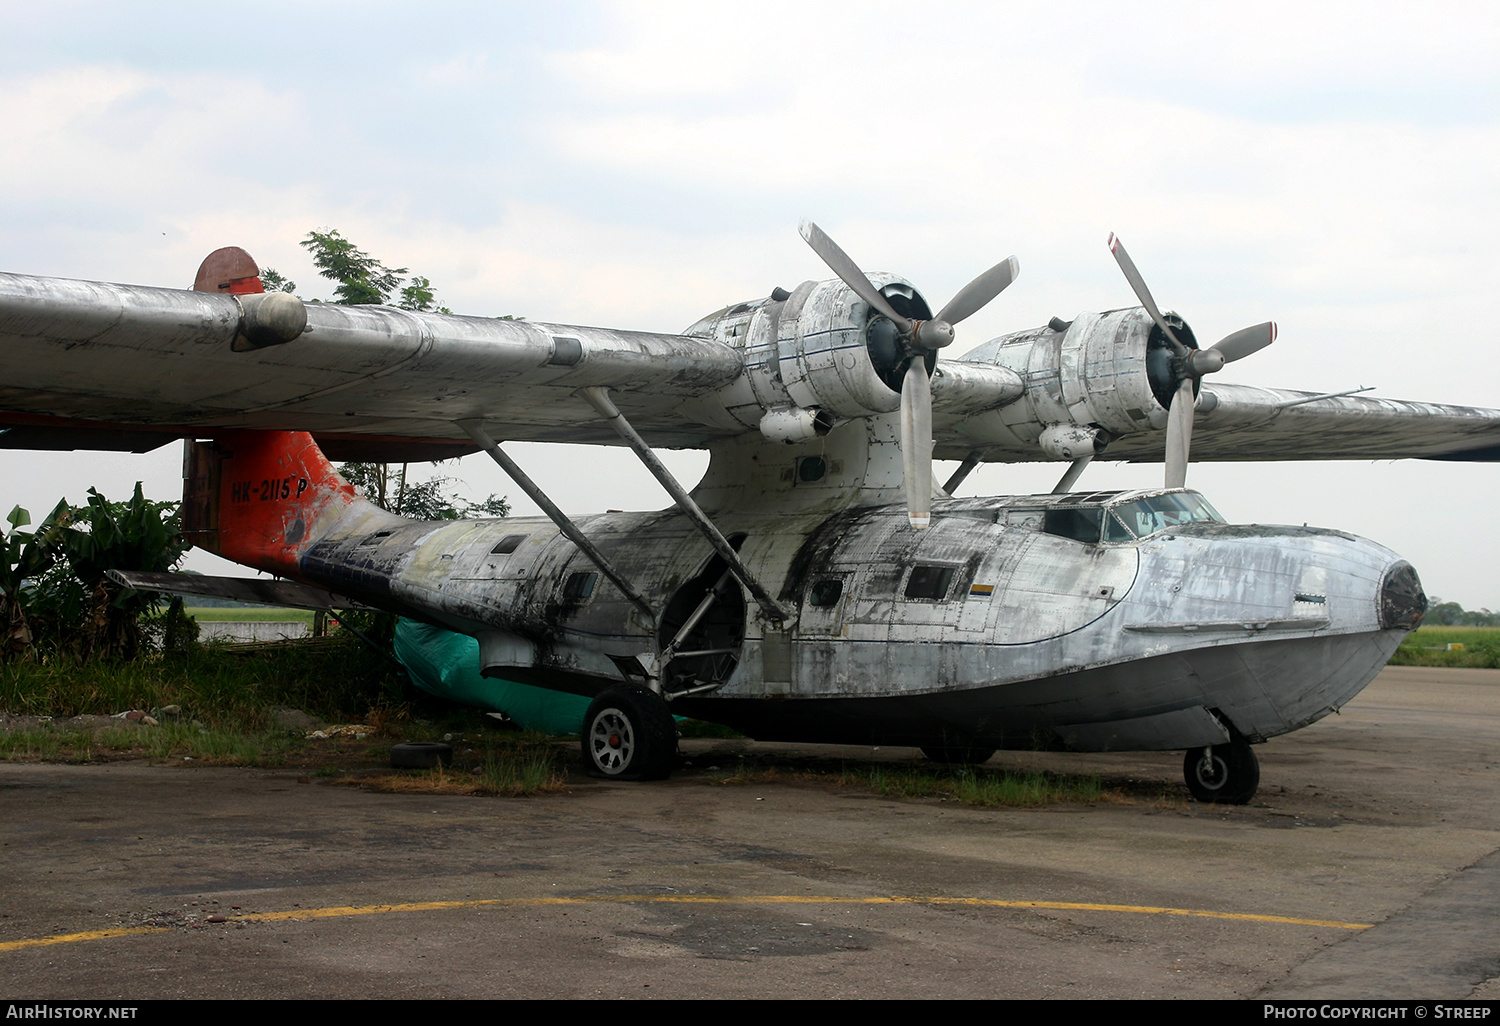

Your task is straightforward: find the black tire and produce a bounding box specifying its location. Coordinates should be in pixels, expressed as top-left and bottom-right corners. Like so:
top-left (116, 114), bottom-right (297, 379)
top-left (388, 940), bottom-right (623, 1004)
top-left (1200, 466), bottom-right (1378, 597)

top-left (582, 685), bottom-right (676, 781)
top-left (921, 746), bottom-right (997, 766)
top-left (1183, 737), bottom-right (1260, 804)
top-left (390, 741), bottom-right (453, 770)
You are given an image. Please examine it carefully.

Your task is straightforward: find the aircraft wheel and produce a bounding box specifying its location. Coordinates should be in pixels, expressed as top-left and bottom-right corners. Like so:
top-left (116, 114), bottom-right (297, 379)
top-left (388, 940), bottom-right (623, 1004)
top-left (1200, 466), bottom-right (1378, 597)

top-left (921, 746), bottom-right (996, 766)
top-left (1183, 737), bottom-right (1259, 804)
top-left (582, 685), bottom-right (676, 781)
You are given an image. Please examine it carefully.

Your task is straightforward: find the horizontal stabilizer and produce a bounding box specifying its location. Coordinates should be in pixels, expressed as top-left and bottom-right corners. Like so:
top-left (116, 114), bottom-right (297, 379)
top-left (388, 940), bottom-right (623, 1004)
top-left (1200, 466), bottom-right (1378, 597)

top-left (105, 570), bottom-right (370, 611)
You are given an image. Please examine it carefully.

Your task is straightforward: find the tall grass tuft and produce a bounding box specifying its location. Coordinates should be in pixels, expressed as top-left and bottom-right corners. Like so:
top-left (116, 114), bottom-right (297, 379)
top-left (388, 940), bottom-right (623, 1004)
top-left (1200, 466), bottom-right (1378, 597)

top-left (476, 739), bottom-right (566, 796)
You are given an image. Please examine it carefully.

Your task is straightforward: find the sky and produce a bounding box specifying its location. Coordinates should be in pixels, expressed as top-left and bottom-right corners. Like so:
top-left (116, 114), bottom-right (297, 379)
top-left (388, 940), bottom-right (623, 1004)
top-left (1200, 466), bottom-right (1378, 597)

top-left (2, 0), bottom-right (1498, 606)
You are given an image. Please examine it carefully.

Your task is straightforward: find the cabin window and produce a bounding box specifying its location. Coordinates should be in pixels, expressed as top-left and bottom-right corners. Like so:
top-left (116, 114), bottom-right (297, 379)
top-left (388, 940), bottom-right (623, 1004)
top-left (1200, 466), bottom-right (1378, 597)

top-left (491, 534), bottom-right (526, 554)
top-left (808, 578), bottom-right (843, 607)
top-left (563, 571), bottom-right (597, 600)
top-left (797, 456), bottom-right (827, 483)
top-left (1042, 508), bottom-right (1103, 543)
top-left (905, 565), bottom-right (956, 601)
top-left (358, 530), bottom-right (393, 547)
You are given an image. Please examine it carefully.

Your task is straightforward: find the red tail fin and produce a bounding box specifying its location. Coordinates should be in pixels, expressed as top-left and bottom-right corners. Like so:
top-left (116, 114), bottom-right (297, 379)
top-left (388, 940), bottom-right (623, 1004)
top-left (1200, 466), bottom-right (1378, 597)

top-left (184, 431), bottom-right (360, 579)
top-left (192, 246), bottom-right (265, 295)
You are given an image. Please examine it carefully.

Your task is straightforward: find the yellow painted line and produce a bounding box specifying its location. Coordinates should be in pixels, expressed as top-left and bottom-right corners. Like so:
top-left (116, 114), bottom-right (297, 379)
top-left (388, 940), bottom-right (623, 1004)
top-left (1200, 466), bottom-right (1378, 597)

top-left (1, 895), bottom-right (1371, 951)
top-left (0, 926), bottom-right (169, 952)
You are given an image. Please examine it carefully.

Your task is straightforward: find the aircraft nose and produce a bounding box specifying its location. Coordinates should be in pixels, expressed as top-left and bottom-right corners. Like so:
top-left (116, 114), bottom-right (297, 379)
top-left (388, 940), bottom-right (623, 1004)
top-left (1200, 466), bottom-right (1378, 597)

top-left (1379, 560), bottom-right (1427, 630)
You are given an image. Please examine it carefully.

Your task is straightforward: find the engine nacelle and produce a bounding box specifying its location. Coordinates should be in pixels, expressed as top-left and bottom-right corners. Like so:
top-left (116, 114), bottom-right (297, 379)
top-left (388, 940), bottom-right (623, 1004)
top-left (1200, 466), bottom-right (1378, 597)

top-left (952, 307), bottom-right (1196, 456)
top-left (689, 274), bottom-right (936, 433)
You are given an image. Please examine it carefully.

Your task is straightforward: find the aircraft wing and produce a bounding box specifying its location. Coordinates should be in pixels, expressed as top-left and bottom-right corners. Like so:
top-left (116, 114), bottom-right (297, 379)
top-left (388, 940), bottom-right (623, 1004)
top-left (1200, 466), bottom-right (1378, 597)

top-left (933, 376), bottom-right (1500, 464)
top-left (6, 268), bottom-right (1500, 467)
top-left (0, 271), bottom-right (744, 459)
top-left (1112, 383), bottom-right (1500, 463)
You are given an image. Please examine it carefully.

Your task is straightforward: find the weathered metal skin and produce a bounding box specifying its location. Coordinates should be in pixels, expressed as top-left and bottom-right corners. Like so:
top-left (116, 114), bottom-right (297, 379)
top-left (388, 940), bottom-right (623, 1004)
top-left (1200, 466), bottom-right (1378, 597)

top-left (209, 430), bottom-right (1418, 756)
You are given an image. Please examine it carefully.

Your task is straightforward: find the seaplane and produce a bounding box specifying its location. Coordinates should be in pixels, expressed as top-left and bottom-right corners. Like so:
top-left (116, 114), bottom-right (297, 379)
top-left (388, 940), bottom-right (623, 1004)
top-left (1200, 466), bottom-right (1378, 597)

top-left (3, 224), bottom-right (1489, 802)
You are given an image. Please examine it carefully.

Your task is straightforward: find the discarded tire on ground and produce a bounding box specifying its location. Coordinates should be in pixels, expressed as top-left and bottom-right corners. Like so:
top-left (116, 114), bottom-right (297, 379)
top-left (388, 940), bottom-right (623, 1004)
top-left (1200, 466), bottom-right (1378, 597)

top-left (390, 741), bottom-right (453, 769)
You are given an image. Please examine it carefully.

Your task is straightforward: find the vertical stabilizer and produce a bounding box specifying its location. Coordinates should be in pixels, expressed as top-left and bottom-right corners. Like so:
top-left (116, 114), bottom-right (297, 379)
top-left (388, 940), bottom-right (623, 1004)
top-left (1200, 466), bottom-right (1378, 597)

top-left (183, 431), bottom-right (362, 580)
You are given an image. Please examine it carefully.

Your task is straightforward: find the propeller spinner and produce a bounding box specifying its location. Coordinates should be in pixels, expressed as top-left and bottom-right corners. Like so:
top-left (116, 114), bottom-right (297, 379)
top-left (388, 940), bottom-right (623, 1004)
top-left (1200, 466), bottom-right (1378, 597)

top-left (800, 221), bottom-right (1019, 529)
top-left (1107, 233), bottom-right (1276, 489)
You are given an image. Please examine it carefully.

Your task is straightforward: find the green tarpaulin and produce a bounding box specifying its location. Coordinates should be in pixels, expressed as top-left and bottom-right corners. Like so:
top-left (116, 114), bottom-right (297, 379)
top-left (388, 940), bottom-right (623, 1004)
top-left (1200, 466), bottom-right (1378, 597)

top-left (392, 618), bottom-right (591, 736)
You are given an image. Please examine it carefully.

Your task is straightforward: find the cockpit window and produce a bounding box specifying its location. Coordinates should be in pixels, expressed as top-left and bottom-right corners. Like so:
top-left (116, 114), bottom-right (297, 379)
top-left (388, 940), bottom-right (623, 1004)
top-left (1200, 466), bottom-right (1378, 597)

top-left (1108, 493), bottom-right (1225, 539)
top-left (1042, 508), bottom-right (1104, 543)
top-left (1104, 513), bottom-right (1135, 543)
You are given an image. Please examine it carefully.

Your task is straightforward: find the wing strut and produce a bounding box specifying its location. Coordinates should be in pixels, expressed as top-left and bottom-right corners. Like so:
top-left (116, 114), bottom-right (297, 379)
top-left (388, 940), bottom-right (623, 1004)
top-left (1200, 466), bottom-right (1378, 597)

top-left (942, 451), bottom-right (983, 497)
top-left (577, 387), bottom-right (792, 625)
top-left (458, 420), bottom-right (657, 625)
top-left (1051, 456), bottom-right (1093, 494)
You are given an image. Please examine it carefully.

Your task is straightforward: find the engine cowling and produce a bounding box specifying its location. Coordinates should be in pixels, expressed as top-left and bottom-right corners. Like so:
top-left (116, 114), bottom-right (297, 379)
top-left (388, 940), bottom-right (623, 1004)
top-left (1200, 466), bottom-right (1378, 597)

top-left (689, 275), bottom-right (938, 434)
top-left (947, 307), bottom-right (1197, 457)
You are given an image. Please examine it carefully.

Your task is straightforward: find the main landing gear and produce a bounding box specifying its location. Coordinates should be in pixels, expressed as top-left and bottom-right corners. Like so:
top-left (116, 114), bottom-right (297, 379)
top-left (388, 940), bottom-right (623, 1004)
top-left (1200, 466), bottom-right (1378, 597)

top-left (582, 685), bottom-right (676, 781)
top-left (1183, 735), bottom-right (1260, 804)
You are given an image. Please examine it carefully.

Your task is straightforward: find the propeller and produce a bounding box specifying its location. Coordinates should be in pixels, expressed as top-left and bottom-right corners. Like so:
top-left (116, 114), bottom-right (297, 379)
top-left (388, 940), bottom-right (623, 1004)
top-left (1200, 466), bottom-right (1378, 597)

top-left (1107, 232), bottom-right (1276, 489)
top-left (800, 221), bottom-right (1019, 529)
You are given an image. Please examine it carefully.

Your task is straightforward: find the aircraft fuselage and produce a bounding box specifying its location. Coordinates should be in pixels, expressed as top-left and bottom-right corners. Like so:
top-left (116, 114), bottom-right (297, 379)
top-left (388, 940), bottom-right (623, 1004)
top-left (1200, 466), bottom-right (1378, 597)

top-left (287, 480), bottom-right (1422, 754)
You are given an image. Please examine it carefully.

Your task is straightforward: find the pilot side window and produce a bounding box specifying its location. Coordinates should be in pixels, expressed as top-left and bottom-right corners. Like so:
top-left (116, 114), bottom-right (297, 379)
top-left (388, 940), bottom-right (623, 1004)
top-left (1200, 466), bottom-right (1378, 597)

top-left (905, 565), bottom-right (956, 601)
top-left (1042, 508), bottom-right (1103, 544)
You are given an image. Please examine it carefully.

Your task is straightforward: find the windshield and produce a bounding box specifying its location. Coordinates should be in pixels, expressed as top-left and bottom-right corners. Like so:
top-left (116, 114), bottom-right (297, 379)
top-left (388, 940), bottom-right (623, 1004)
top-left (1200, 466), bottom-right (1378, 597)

top-left (1106, 493), bottom-right (1224, 540)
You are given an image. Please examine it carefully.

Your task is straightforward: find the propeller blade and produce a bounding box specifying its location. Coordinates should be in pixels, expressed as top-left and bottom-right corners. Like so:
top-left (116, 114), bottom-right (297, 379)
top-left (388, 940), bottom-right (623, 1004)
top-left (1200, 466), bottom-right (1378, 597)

top-left (1107, 232), bottom-right (1187, 356)
top-left (1163, 377), bottom-right (1195, 489)
top-left (900, 359), bottom-right (933, 529)
top-left (1210, 321), bottom-right (1277, 363)
top-left (935, 256), bottom-right (1020, 326)
top-left (800, 221), bottom-right (913, 333)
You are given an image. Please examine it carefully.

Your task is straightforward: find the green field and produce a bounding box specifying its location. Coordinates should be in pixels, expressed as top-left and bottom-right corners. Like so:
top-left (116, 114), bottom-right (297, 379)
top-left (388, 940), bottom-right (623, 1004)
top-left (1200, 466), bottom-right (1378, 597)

top-left (184, 607), bottom-right (316, 623)
top-left (1389, 625), bottom-right (1500, 668)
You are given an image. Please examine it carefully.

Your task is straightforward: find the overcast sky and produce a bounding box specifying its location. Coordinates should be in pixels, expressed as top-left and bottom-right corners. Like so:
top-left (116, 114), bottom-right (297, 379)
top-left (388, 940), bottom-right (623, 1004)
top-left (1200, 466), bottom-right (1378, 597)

top-left (3, 1), bottom-right (1498, 606)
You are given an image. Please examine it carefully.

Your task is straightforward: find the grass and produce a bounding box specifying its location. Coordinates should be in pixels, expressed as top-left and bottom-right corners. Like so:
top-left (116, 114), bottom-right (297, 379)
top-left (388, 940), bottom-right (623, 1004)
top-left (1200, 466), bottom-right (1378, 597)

top-left (715, 754), bottom-right (1106, 808)
top-left (184, 607), bottom-right (317, 623)
top-left (847, 764), bottom-right (1105, 806)
top-left (356, 734), bottom-right (568, 797)
top-left (1389, 626), bottom-right (1500, 668)
top-left (0, 716), bottom-right (322, 767)
top-left (0, 727), bottom-right (101, 761)
top-left (0, 638), bottom-right (403, 729)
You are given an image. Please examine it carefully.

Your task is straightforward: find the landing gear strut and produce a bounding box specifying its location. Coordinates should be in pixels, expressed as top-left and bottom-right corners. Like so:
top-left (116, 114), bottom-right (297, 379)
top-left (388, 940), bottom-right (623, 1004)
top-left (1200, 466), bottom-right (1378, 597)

top-left (582, 685), bottom-right (676, 781)
top-left (1183, 736), bottom-right (1260, 804)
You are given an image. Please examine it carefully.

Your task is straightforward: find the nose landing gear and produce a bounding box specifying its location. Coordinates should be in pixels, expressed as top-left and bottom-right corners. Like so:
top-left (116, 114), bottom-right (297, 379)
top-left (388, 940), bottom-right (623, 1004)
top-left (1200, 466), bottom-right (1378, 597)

top-left (1183, 735), bottom-right (1260, 804)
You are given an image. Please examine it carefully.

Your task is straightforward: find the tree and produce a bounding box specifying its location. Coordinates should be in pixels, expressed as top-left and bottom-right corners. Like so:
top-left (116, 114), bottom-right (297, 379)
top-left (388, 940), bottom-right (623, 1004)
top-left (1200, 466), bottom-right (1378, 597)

top-left (398, 275), bottom-right (450, 313)
top-left (291, 228), bottom-right (510, 520)
top-left (339, 462), bottom-right (509, 520)
top-left (259, 267), bottom-right (297, 294)
top-left (1, 501), bottom-right (69, 660)
top-left (37, 486), bottom-right (190, 661)
top-left (299, 228), bottom-right (407, 305)
top-left (7, 487), bottom-right (191, 662)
